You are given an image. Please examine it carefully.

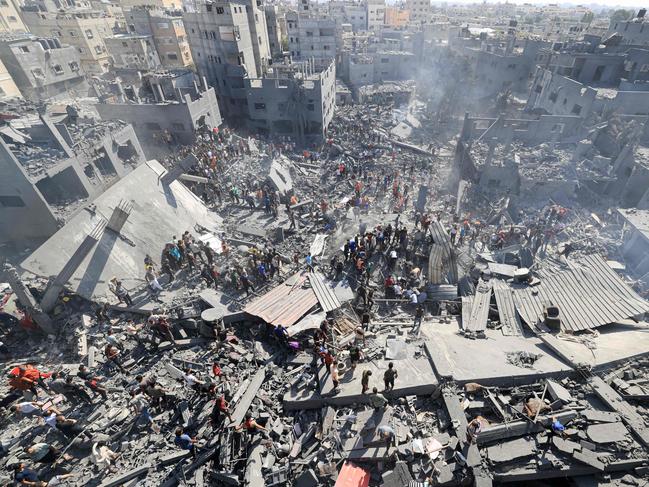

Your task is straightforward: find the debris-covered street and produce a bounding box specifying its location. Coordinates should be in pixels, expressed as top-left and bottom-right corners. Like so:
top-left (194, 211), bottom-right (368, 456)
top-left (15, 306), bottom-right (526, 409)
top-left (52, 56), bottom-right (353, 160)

top-left (3, 70), bottom-right (649, 487)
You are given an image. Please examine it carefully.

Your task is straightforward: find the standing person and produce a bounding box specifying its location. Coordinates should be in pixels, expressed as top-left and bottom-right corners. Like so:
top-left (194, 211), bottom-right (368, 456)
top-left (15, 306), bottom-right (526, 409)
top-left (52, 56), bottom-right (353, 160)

top-left (383, 362), bottom-right (397, 391)
top-left (211, 394), bottom-right (233, 427)
top-left (377, 424), bottom-right (396, 452)
top-left (412, 305), bottom-right (424, 335)
top-left (361, 370), bottom-right (372, 394)
top-left (330, 360), bottom-right (340, 393)
top-left (104, 344), bottom-right (126, 373)
top-left (239, 272), bottom-right (255, 297)
top-left (109, 277), bottom-right (133, 306)
top-left (305, 254), bottom-right (314, 272)
top-left (145, 266), bottom-right (163, 299)
top-left (174, 428), bottom-right (198, 458)
top-left (349, 345), bottom-right (361, 372)
top-left (130, 390), bottom-right (159, 432)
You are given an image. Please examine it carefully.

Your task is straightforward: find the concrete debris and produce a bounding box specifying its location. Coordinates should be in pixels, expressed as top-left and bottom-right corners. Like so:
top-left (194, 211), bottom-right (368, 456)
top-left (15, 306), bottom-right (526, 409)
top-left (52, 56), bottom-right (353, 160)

top-left (4, 38), bottom-right (649, 487)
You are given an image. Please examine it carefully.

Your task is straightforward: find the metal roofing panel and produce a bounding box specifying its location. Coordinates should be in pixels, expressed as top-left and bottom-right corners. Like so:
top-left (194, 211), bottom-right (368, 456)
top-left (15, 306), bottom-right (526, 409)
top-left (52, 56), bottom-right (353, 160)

top-left (493, 280), bottom-right (523, 336)
top-left (308, 271), bottom-right (341, 313)
top-left (465, 278), bottom-right (492, 332)
top-left (512, 255), bottom-right (649, 332)
top-left (243, 272), bottom-right (318, 326)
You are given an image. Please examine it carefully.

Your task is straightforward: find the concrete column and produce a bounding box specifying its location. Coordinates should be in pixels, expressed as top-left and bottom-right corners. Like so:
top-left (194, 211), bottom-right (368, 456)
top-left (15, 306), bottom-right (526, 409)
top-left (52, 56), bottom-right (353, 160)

top-left (40, 220), bottom-right (106, 313)
top-left (1, 264), bottom-right (54, 334)
top-left (106, 200), bottom-right (132, 233)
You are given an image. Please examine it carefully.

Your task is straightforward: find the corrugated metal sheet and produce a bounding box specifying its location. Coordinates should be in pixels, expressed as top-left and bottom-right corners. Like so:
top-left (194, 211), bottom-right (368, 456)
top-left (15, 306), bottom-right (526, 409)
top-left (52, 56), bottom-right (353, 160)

top-left (308, 271), bottom-right (341, 312)
top-left (427, 220), bottom-right (458, 284)
top-left (461, 296), bottom-right (472, 330)
top-left (513, 255), bottom-right (649, 332)
top-left (493, 280), bottom-right (523, 336)
top-left (243, 272), bottom-right (318, 326)
top-left (465, 278), bottom-right (492, 332)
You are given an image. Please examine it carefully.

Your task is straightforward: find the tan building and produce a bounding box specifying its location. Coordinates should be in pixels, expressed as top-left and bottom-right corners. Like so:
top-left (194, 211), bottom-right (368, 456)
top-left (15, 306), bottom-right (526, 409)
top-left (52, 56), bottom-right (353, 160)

top-left (384, 7), bottom-right (409, 28)
top-left (125, 7), bottom-right (193, 68)
top-left (0, 0), bottom-right (26, 33)
top-left (0, 58), bottom-right (21, 99)
top-left (119, 0), bottom-right (180, 8)
top-left (21, 8), bottom-right (116, 74)
top-left (105, 34), bottom-right (161, 70)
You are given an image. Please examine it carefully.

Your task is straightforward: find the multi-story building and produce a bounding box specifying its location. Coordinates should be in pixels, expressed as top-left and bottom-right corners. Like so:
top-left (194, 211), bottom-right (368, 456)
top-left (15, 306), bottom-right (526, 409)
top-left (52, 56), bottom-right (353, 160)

top-left (607, 13), bottom-right (649, 47)
top-left (0, 101), bottom-right (146, 247)
top-left (286, 10), bottom-right (335, 63)
top-left (264, 5), bottom-right (283, 59)
top-left (21, 6), bottom-right (117, 74)
top-left (406, 0), bottom-right (430, 24)
top-left (245, 59), bottom-right (336, 141)
top-left (183, 0), bottom-right (271, 118)
top-left (0, 0), bottom-right (26, 33)
top-left (0, 34), bottom-right (88, 102)
top-left (119, 0), bottom-right (180, 8)
top-left (95, 73), bottom-right (222, 158)
top-left (105, 34), bottom-right (162, 70)
top-left (124, 7), bottom-right (193, 68)
top-left (384, 7), bottom-right (409, 28)
top-left (366, 0), bottom-right (385, 32)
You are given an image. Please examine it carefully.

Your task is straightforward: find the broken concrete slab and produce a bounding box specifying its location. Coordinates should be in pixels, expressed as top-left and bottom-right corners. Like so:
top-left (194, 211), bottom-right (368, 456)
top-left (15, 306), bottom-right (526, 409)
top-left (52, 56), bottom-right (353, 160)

top-left (587, 422), bottom-right (629, 444)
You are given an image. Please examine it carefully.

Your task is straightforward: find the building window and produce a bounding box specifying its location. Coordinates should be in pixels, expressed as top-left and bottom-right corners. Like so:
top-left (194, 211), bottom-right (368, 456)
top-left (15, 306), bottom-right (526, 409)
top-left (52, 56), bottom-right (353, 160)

top-left (19, 46), bottom-right (29, 53)
top-left (381, 58), bottom-right (389, 63)
top-left (69, 61), bottom-right (79, 71)
top-left (85, 29), bottom-right (93, 39)
top-left (78, 47), bottom-right (85, 53)
top-left (172, 122), bottom-right (185, 131)
top-left (7, 16), bottom-right (16, 22)
top-left (254, 102), bottom-right (266, 110)
top-left (69, 31), bottom-right (77, 37)
top-left (534, 84), bottom-right (542, 93)
top-left (145, 122), bottom-right (161, 130)
top-left (31, 68), bottom-right (44, 78)
top-left (216, 6), bottom-right (224, 13)
top-left (122, 41), bottom-right (128, 47)
top-left (94, 45), bottom-right (103, 54)
top-left (549, 92), bottom-right (558, 103)
top-left (0, 195), bottom-right (25, 207)
top-left (571, 104), bottom-right (582, 115)
top-left (0, 0), bottom-right (8, 6)
top-left (307, 103), bottom-right (314, 111)
top-left (168, 53), bottom-right (178, 60)
top-left (306, 31), bottom-right (313, 37)
top-left (52, 64), bottom-right (64, 74)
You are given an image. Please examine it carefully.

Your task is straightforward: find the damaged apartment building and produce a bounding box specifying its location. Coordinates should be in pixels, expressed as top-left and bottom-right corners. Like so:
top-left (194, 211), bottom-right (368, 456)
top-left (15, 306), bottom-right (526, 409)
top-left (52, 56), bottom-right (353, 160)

top-left (0, 101), bottom-right (146, 248)
top-left (94, 70), bottom-right (221, 159)
top-left (528, 13), bottom-right (649, 120)
top-left (183, 0), bottom-right (336, 142)
top-left (0, 33), bottom-right (89, 102)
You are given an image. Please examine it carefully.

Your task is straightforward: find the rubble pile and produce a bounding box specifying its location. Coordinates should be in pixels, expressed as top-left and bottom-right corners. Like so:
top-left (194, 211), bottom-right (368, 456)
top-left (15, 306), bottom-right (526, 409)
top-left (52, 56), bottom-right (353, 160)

top-left (3, 82), bottom-right (649, 487)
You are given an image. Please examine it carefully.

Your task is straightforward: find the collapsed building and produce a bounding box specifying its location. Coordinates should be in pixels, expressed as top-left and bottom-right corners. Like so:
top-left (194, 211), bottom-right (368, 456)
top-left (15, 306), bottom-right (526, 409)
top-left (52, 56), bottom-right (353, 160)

top-left (0, 100), bottom-right (146, 249)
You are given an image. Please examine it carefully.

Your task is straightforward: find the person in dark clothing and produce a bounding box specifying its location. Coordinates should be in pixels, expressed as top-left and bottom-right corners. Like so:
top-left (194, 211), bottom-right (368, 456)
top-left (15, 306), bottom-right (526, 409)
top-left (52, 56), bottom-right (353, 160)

top-left (77, 365), bottom-right (108, 400)
top-left (62, 376), bottom-right (93, 404)
top-left (383, 362), bottom-right (398, 391)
